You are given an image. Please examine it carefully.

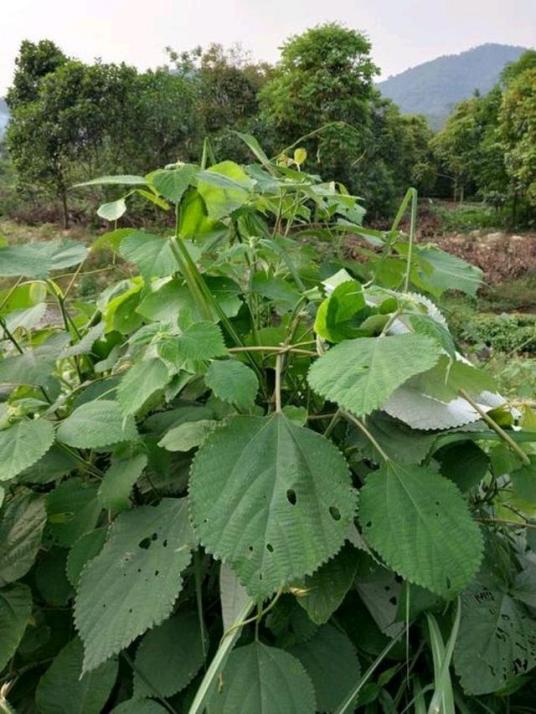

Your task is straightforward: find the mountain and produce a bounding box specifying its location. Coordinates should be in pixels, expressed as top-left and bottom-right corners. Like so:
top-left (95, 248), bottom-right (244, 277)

top-left (0, 99), bottom-right (8, 136)
top-left (378, 43), bottom-right (529, 129)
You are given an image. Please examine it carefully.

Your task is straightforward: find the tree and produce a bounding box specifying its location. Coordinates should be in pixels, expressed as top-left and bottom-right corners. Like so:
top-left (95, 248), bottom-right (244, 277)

top-left (6, 40), bottom-right (66, 109)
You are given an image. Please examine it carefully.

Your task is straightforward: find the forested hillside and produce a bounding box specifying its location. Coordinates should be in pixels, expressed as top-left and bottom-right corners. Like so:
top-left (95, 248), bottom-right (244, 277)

top-left (378, 43), bottom-right (528, 128)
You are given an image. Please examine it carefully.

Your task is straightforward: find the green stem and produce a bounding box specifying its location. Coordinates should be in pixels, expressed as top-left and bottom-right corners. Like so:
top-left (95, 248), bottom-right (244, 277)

top-left (274, 353), bottom-right (283, 412)
top-left (404, 188), bottom-right (418, 293)
top-left (194, 551), bottom-right (208, 664)
top-left (343, 411), bottom-right (391, 462)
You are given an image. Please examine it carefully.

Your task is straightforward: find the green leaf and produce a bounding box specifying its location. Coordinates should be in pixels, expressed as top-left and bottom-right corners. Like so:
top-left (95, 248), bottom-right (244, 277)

top-left (436, 441), bottom-right (490, 492)
top-left (76, 175), bottom-right (147, 187)
top-left (151, 165), bottom-right (197, 203)
top-left (133, 611), bottom-right (206, 699)
top-left (98, 454), bottom-right (148, 511)
top-left (220, 563), bottom-right (250, 633)
top-left (352, 412), bottom-right (436, 466)
top-left (413, 246), bottom-right (483, 297)
top-left (205, 359), bottom-right (259, 410)
top-left (18, 444), bottom-right (78, 485)
top-left (36, 638), bottom-right (118, 714)
top-left (0, 343), bottom-right (61, 386)
top-left (159, 321), bottom-right (227, 366)
top-left (46, 478), bottom-right (101, 547)
top-left (0, 419), bottom-right (55, 481)
top-left (190, 414), bottom-right (357, 597)
top-left (296, 544), bottom-right (359, 625)
top-left (57, 400), bottom-right (138, 449)
top-left (197, 161), bottom-right (253, 220)
top-left (158, 419), bottom-right (217, 452)
top-left (112, 701), bottom-right (169, 714)
top-left (454, 583), bottom-right (536, 695)
top-left (117, 359), bottom-right (170, 416)
top-left (290, 625), bottom-right (360, 713)
top-left (408, 314), bottom-right (456, 359)
top-left (75, 498), bottom-right (196, 672)
top-left (119, 231), bottom-right (177, 281)
top-left (66, 528), bottom-right (107, 588)
top-left (0, 583), bottom-right (32, 670)
top-left (207, 642), bottom-right (316, 714)
top-left (35, 547), bottom-right (73, 606)
top-left (0, 240), bottom-right (87, 278)
top-left (359, 462), bottom-right (483, 596)
top-left (314, 281), bottom-right (367, 343)
top-left (0, 491), bottom-right (46, 585)
top-left (511, 456), bottom-right (536, 503)
top-left (308, 334), bottom-right (441, 417)
top-left (97, 198), bottom-right (127, 221)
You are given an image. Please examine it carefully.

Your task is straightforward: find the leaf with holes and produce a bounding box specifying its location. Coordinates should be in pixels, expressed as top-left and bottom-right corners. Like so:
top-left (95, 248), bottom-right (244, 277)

top-left (205, 359), bottom-right (259, 410)
top-left (359, 462), bottom-right (483, 596)
top-left (36, 638), bottom-right (118, 714)
top-left (75, 498), bottom-right (195, 672)
top-left (308, 334), bottom-right (441, 417)
top-left (207, 642), bottom-right (316, 714)
top-left (0, 583), bottom-right (32, 671)
top-left (117, 358), bottom-right (170, 416)
top-left (133, 611), bottom-right (206, 699)
top-left (0, 419), bottom-right (55, 482)
top-left (57, 400), bottom-right (138, 449)
top-left (189, 414), bottom-right (357, 597)
top-left (454, 583), bottom-right (536, 694)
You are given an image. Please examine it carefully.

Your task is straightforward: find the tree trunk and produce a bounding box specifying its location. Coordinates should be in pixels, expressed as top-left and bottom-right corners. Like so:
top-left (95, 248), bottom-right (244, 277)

top-left (60, 188), bottom-right (69, 229)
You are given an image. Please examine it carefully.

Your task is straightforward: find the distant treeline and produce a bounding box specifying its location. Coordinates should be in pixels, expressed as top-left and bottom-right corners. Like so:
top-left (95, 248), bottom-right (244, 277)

top-left (1, 25), bottom-right (535, 227)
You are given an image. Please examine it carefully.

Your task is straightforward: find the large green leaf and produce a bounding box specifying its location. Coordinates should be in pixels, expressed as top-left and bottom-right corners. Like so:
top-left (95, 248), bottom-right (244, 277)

top-left (151, 165), bottom-right (197, 203)
top-left (207, 642), bottom-right (316, 714)
top-left (290, 625), bottom-right (360, 713)
top-left (0, 240), bottom-right (88, 278)
top-left (133, 611), bottom-right (206, 699)
top-left (75, 498), bottom-right (196, 672)
top-left (358, 462), bottom-right (483, 596)
top-left (159, 321), bottom-right (227, 367)
top-left (57, 400), bottom-right (138, 449)
top-left (454, 583), bottom-right (536, 695)
top-left (0, 583), bottom-right (32, 670)
top-left (0, 419), bottom-right (55, 482)
top-left (190, 414), bottom-right (357, 597)
top-left (35, 638), bottom-right (118, 714)
top-left (0, 342), bottom-right (63, 386)
top-left (413, 246), bottom-right (483, 297)
top-left (117, 358), bottom-right (170, 416)
top-left (46, 478), bottom-right (101, 547)
top-left (314, 281), bottom-right (367, 343)
top-left (119, 231), bottom-right (177, 280)
top-left (0, 491), bottom-right (47, 585)
top-left (308, 334), bottom-right (441, 417)
top-left (98, 454), bottom-right (148, 511)
top-left (197, 161), bottom-right (253, 220)
top-left (205, 359), bottom-right (259, 410)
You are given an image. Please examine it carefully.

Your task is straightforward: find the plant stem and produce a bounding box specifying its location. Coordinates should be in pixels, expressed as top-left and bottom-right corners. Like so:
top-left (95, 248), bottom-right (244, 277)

top-left (228, 345), bottom-right (316, 356)
top-left (274, 353), bottom-right (283, 412)
top-left (459, 389), bottom-right (530, 466)
top-left (343, 411), bottom-right (391, 462)
top-left (194, 551), bottom-right (208, 664)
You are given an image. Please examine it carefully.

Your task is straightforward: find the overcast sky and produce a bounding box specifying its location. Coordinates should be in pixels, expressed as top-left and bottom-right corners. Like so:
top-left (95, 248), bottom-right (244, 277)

top-left (1, 0), bottom-right (535, 94)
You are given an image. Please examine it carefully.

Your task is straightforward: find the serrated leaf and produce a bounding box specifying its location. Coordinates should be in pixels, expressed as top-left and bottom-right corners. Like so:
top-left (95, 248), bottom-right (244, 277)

top-left (290, 625), bottom-right (360, 713)
top-left (0, 343), bottom-right (61, 386)
top-left (66, 528), bottom-right (107, 588)
top-left (0, 491), bottom-right (46, 585)
top-left (351, 412), bottom-right (436, 466)
top-left (207, 642), bottom-right (316, 714)
top-left (413, 246), bottom-right (483, 297)
top-left (159, 321), bottom-right (227, 366)
top-left (436, 441), bottom-right (490, 492)
top-left (46, 478), bottom-right (101, 547)
top-left (75, 498), bottom-right (195, 672)
top-left (308, 334), bottom-right (440, 417)
top-left (57, 400), bottom-right (138, 449)
top-left (510, 456), bottom-right (536, 503)
top-left (454, 583), bottom-right (536, 695)
top-left (119, 231), bottom-right (177, 280)
top-left (19, 444), bottom-right (78, 485)
top-left (205, 359), bottom-right (259, 410)
top-left (97, 198), bottom-right (127, 221)
top-left (0, 240), bottom-right (87, 278)
top-left (112, 701), bottom-right (169, 714)
top-left (220, 563), bottom-right (250, 633)
top-left (158, 419), bottom-right (217, 452)
top-left (408, 314), bottom-right (456, 359)
top-left (117, 359), bottom-right (170, 416)
top-left (296, 544), bottom-right (359, 625)
top-left (98, 454), bottom-right (148, 511)
top-left (151, 165), bottom-right (197, 203)
top-left (384, 386), bottom-right (481, 430)
top-left (314, 281), bottom-right (367, 343)
top-left (0, 583), bottom-right (32, 670)
top-left (190, 414), bottom-right (357, 597)
top-left (133, 611), bottom-right (206, 699)
top-left (36, 638), bottom-right (118, 714)
top-left (359, 462), bottom-right (483, 596)
top-left (197, 161), bottom-right (252, 220)
top-left (0, 419), bottom-right (55, 481)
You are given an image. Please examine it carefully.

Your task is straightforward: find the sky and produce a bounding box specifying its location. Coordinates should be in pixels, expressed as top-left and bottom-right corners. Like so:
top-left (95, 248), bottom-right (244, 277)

top-left (1, 0), bottom-right (535, 94)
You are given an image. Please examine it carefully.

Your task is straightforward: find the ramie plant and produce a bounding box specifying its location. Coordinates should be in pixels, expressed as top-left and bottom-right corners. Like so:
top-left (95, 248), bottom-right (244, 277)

top-left (0, 134), bottom-right (536, 713)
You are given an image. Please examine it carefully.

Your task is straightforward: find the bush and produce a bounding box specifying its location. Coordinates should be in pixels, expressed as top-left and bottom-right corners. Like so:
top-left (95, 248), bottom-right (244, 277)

top-left (1, 144), bottom-right (536, 712)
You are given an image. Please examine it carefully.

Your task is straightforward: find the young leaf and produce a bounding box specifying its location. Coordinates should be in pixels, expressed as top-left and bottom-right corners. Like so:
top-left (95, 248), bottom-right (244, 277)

top-left (133, 611), bottom-right (206, 699)
top-left (119, 231), bottom-right (177, 281)
top-left (57, 400), bottom-right (138, 449)
top-left (308, 334), bottom-right (441, 417)
top-left (204, 359), bottom-right (259, 410)
top-left (117, 358), bottom-right (170, 416)
top-left (0, 419), bottom-right (55, 481)
top-left (190, 414), bottom-right (357, 597)
top-left (75, 498), bottom-right (196, 672)
top-left (359, 462), bottom-right (483, 596)
top-left (0, 492), bottom-right (46, 585)
top-left (97, 198), bottom-right (127, 221)
top-left (46, 478), bottom-right (101, 547)
top-left (36, 638), bottom-right (118, 714)
top-left (290, 625), bottom-right (361, 713)
top-left (0, 583), bottom-right (32, 671)
top-left (207, 642), bottom-right (316, 714)
top-left (98, 454), bottom-right (148, 511)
